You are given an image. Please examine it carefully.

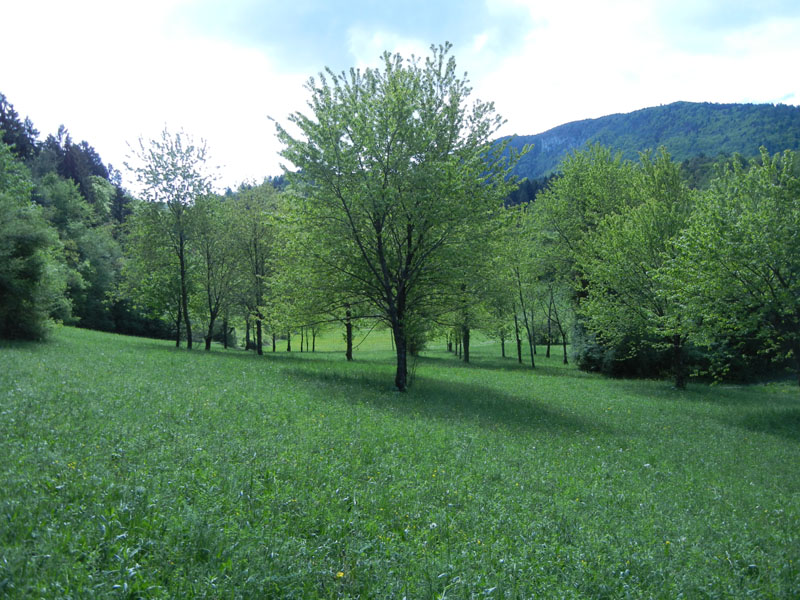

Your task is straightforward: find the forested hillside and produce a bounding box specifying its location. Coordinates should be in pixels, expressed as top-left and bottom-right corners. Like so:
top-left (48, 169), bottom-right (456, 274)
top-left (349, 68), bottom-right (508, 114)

top-left (503, 101), bottom-right (800, 181)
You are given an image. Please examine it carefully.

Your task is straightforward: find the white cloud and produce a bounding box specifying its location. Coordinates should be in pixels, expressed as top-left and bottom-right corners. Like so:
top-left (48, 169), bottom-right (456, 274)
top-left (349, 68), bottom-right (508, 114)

top-left (2, 0), bottom-right (308, 191)
top-left (471, 0), bottom-right (800, 137)
top-left (2, 0), bottom-right (798, 192)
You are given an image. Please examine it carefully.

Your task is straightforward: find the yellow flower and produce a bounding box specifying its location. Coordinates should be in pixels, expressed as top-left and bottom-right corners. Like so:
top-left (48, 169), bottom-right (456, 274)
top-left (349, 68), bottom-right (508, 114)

top-left (336, 571), bottom-right (344, 578)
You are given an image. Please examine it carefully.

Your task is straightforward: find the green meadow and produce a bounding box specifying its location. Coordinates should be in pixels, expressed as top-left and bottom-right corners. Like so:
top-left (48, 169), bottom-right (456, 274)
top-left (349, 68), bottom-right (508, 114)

top-left (1, 327), bottom-right (799, 598)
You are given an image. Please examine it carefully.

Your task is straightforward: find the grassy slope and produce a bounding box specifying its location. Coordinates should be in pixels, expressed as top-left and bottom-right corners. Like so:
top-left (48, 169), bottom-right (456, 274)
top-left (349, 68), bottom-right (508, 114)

top-left (1, 327), bottom-right (798, 598)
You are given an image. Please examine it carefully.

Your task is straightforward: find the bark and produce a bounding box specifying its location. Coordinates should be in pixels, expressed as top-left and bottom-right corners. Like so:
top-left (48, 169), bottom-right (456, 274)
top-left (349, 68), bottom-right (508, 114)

top-left (392, 319), bottom-right (408, 391)
top-left (562, 333), bottom-right (569, 365)
top-left (514, 313), bottom-right (522, 364)
top-left (462, 326), bottom-right (470, 363)
top-left (175, 305), bottom-right (182, 347)
top-left (312, 329), bottom-right (316, 352)
top-left (546, 297), bottom-right (553, 358)
top-left (204, 329), bottom-right (213, 351)
top-left (204, 314), bottom-right (217, 351)
top-left (521, 309), bottom-right (535, 369)
top-left (672, 334), bottom-right (686, 389)
top-left (345, 307), bottom-right (353, 361)
top-left (245, 317), bottom-right (251, 351)
top-left (300, 326), bottom-right (305, 352)
top-left (286, 330), bottom-right (291, 352)
top-left (501, 333), bottom-right (506, 358)
top-left (256, 318), bottom-right (263, 355)
top-left (222, 317), bottom-right (228, 349)
top-left (272, 333), bottom-right (276, 353)
top-left (178, 236), bottom-right (192, 350)
top-left (792, 339), bottom-right (800, 386)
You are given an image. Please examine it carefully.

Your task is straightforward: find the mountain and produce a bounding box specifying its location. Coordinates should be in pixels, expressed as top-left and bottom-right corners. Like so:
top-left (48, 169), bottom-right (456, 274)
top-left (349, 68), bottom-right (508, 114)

top-left (502, 101), bottom-right (800, 181)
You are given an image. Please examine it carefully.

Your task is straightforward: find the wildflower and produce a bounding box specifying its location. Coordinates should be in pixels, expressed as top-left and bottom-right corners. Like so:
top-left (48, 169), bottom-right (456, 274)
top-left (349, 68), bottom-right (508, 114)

top-left (336, 571), bottom-right (344, 578)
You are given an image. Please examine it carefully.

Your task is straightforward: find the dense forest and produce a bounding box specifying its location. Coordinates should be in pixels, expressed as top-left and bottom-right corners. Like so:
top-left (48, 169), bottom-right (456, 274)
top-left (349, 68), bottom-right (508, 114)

top-left (2, 49), bottom-right (799, 389)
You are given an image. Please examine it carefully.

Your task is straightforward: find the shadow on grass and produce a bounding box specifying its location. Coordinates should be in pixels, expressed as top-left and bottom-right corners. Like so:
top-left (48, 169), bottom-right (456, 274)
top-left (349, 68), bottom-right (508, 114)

top-left (279, 361), bottom-right (609, 436)
top-left (127, 339), bottom-right (607, 434)
top-left (724, 408), bottom-right (800, 443)
top-left (417, 352), bottom-right (589, 380)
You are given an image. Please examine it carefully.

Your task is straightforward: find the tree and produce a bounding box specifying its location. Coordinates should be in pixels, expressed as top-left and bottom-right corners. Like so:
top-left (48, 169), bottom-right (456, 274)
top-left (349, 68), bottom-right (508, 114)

top-left (126, 129), bottom-right (215, 349)
top-left (276, 43), bottom-right (518, 391)
top-left (122, 200), bottom-right (185, 345)
top-left (0, 138), bottom-right (69, 339)
top-left (665, 148), bottom-right (800, 385)
top-left (229, 182), bottom-right (280, 355)
top-left (0, 93), bottom-right (38, 162)
top-left (533, 144), bottom-right (638, 283)
top-left (191, 194), bottom-right (239, 350)
top-left (578, 149), bottom-right (694, 387)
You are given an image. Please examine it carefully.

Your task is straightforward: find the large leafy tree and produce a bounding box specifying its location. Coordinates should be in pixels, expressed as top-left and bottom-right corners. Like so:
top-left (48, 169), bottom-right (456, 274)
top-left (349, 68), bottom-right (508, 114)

top-left (228, 182), bottom-right (281, 355)
top-left (126, 129), bottom-right (215, 349)
top-left (578, 149), bottom-right (694, 387)
top-left (277, 43), bottom-right (517, 390)
top-left (190, 194), bottom-right (239, 350)
top-left (0, 138), bottom-right (69, 339)
top-left (122, 200), bottom-right (185, 345)
top-left (666, 148), bottom-right (800, 384)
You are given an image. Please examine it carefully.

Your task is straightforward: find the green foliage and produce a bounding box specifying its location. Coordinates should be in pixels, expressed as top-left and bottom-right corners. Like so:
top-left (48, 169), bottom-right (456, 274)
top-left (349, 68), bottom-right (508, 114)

top-left (665, 148), bottom-right (800, 383)
top-left (2, 327), bottom-right (799, 597)
top-left (277, 43), bottom-right (519, 390)
top-left (578, 149), bottom-right (694, 386)
top-left (0, 139), bottom-right (69, 339)
top-left (126, 128), bottom-right (216, 349)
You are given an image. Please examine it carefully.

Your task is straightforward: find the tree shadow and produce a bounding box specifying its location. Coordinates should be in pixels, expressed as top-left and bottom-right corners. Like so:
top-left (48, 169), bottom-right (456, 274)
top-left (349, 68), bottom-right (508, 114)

top-left (723, 408), bottom-right (800, 443)
top-left (279, 361), bottom-right (610, 437)
top-left (416, 352), bottom-right (591, 380)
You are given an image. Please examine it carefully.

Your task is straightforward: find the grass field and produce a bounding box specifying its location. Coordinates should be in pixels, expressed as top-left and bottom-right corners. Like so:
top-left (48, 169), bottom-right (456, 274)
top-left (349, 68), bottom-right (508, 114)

top-left (1, 326), bottom-right (799, 598)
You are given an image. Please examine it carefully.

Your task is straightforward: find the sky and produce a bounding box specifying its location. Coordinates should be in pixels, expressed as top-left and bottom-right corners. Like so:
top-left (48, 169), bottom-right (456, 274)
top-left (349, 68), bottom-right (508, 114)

top-left (2, 0), bottom-right (799, 191)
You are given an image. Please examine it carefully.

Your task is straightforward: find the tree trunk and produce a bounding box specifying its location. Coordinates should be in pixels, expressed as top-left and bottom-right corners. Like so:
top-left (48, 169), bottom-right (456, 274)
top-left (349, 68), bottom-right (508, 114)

top-left (514, 313), bottom-right (522, 364)
top-left (300, 326), bottom-right (305, 352)
top-left (546, 297), bottom-right (552, 358)
top-left (312, 328), bottom-right (316, 352)
top-left (501, 333), bottom-right (506, 358)
top-left (521, 310), bottom-right (535, 369)
top-left (245, 317), bottom-right (251, 350)
top-left (392, 319), bottom-right (408, 391)
top-left (345, 306), bottom-right (353, 361)
top-left (792, 340), bottom-right (800, 386)
top-left (222, 316), bottom-right (228, 349)
top-left (672, 334), bottom-right (686, 389)
top-left (287, 330), bottom-right (291, 352)
top-left (462, 326), bottom-right (470, 363)
top-left (178, 238), bottom-right (192, 350)
top-left (175, 305), bottom-right (182, 347)
top-left (562, 332), bottom-right (569, 365)
top-left (447, 334), bottom-right (453, 352)
top-left (272, 333), bottom-right (276, 353)
top-left (205, 315), bottom-right (216, 351)
top-left (256, 318), bottom-right (263, 355)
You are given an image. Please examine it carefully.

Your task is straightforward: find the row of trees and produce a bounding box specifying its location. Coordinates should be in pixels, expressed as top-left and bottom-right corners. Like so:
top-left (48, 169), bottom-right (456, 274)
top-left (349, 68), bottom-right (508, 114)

top-left (532, 144), bottom-right (799, 387)
top-left (3, 45), bottom-right (797, 390)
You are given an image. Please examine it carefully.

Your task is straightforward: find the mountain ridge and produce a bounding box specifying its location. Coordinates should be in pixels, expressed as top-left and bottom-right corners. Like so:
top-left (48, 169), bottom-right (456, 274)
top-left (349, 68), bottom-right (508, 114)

top-left (501, 101), bottom-right (800, 181)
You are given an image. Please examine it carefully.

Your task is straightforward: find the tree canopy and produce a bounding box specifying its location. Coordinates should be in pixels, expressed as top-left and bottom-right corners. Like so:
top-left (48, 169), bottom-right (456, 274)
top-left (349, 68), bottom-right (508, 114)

top-left (276, 43), bottom-right (519, 390)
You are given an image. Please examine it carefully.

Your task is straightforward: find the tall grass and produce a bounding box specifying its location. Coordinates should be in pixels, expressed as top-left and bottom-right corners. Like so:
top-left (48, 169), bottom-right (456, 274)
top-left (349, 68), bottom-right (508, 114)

top-left (1, 326), bottom-right (798, 598)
